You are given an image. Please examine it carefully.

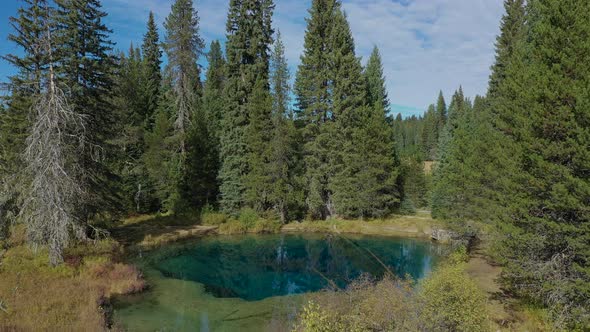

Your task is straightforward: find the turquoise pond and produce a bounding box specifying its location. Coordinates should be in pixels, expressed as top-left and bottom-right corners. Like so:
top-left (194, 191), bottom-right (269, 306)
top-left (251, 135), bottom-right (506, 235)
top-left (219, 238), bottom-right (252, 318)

top-left (113, 233), bottom-right (446, 331)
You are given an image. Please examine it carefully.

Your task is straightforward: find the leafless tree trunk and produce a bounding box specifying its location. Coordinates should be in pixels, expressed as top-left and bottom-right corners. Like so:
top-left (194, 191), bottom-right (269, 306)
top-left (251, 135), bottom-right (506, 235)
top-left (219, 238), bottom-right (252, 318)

top-left (20, 6), bottom-right (87, 266)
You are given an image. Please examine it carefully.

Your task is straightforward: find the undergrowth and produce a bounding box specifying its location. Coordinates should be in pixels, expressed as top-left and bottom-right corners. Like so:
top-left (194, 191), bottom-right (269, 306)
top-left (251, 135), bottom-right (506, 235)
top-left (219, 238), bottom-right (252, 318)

top-left (0, 227), bottom-right (145, 330)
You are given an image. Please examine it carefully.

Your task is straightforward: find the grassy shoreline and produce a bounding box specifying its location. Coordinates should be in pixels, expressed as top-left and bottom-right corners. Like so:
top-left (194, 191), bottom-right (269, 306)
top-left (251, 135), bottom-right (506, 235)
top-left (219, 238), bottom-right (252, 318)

top-left (280, 214), bottom-right (443, 240)
top-left (0, 212), bottom-right (550, 331)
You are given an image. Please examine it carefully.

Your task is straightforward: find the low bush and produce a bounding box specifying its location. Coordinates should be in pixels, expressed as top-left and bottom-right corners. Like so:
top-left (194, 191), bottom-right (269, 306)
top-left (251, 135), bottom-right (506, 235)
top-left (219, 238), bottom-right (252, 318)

top-left (417, 256), bottom-right (490, 332)
top-left (294, 246), bottom-right (492, 332)
top-left (218, 219), bottom-right (248, 235)
top-left (201, 212), bottom-right (229, 226)
top-left (251, 219), bottom-right (281, 234)
top-left (238, 208), bottom-right (259, 228)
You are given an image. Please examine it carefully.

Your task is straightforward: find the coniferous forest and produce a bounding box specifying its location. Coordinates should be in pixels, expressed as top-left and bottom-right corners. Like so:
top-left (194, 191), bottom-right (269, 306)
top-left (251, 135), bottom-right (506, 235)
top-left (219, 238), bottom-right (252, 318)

top-left (0, 0), bottom-right (589, 330)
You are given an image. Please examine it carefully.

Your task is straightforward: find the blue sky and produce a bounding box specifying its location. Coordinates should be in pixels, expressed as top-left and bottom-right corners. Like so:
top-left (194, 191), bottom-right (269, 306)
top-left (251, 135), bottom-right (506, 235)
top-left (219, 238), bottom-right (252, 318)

top-left (0, 0), bottom-right (505, 118)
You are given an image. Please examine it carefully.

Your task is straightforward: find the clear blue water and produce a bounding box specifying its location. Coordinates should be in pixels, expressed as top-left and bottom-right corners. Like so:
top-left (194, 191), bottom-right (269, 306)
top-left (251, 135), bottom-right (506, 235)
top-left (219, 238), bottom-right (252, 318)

top-left (114, 233), bottom-right (445, 331)
top-left (154, 233), bottom-right (440, 301)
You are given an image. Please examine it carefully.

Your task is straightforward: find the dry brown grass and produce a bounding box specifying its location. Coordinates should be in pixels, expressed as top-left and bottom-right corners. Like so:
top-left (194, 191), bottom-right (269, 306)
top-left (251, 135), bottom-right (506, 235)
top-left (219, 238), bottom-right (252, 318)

top-left (0, 233), bottom-right (145, 331)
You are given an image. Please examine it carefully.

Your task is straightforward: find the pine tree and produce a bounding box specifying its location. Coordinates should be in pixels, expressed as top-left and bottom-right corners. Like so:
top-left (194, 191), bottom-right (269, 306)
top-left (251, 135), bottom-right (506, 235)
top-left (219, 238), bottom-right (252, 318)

top-left (141, 11), bottom-right (162, 123)
top-left (202, 41), bottom-right (226, 142)
top-left (364, 46), bottom-right (390, 115)
top-left (1, 0), bottom-right (49, 240)
top-left (295, 0), bottom-right (339, 219)
top-left (1, 0), bottom-right (49, 207)
top-left (435, 91), bottom-right (447, 154)
top-left (162, 0), bottom-right (204, 157)
top-left (112, 46), bottom-right (154, 212)
top-left (431, 88), bottom-right (472, 218)
top-left (147, 0), bottom-right (205, 212)
top-left (493, 0), bottom-right (590, 326)
top-left (243, 78), bottom-right (274, 211)
top-left (54, 0), bottom-right (119, 222)
top-left (193, 40), bottom-right (226, 209)
top-left (421, 104), bottom-right (437, 160)
top-left (268, 31), bottom-right (303, 222)
top-left (219, 0), bottom-right (275, 214)
top-left (488, 0), bottom-right (525, 98)
top-left (328, 11), bottom-right (399, 218)
top-left (143, 101), bottom-right (177, 210)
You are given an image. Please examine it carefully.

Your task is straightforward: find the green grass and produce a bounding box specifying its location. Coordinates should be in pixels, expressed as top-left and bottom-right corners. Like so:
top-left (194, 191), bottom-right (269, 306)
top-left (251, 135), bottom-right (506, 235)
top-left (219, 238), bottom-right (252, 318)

top-left (282, 214), bottom-right (444, 238)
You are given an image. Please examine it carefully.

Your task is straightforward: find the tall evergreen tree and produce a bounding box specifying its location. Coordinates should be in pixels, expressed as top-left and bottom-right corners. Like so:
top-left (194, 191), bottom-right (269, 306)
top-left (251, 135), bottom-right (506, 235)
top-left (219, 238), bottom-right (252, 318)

top-left (1, 0), bottom-right (48, 203)
top-left (141, 11), bottom-right (162, 122)
top-left (364, 46), bottom-right (390, 115)
top-left (328, 11), bottom-right (399, 218)
top-left (243, 78), bottom-right (274, 211)
top-left (145, 0), bottom-right (204, 212)
top-left (54, 0), bottom-right (119, 222)
top-left (1, 0), bottom-right (50, 242)
top-left (431, 88), bottom-right (472, 218)
top-left (202, 41), bottom-right (226, 142)
top-left (421, 104), bottom-right (438, 160)
top-left (219, 0), bottom-right (275, 214)
top-left (488, 0), bottom-right (525, 98)
top-left (295, 0), bottom-right (339, 219)
top-left (493, 0), bottom-right (590, 326)
top-left (268, 31), bottom-right (303, 222)
top-left (162, 0), bottom-right (204, 157)
top-left (434, 90), bottom-right (447, 156)
top-left (112, 46), bottom-right (154, 212)
top-left (193, 40), bottom-right (226, 209)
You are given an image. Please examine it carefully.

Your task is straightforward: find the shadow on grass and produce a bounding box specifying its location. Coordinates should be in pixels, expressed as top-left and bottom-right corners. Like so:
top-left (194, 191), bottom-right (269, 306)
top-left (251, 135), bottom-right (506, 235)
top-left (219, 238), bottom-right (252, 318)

top-left (110, 214), bottom-right (202, 246)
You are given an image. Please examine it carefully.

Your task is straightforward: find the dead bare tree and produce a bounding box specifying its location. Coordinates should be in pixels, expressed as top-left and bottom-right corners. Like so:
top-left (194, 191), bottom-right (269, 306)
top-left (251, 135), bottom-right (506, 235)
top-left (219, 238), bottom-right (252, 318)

top-left (20, 4), bottom-right (87, 266)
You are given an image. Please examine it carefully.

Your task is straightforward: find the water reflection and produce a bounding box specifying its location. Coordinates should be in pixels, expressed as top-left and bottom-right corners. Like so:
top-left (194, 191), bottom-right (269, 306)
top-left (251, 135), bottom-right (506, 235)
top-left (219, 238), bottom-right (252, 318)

top-left (114, 233), bottom-right (445, 331)
top-left (154, 233), bottom-right (442, 301)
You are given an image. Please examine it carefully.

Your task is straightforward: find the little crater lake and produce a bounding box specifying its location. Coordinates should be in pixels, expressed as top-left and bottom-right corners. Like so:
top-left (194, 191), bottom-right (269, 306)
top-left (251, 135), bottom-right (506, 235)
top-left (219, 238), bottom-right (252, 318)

top-left (113, 233), bottom-right (446, 331)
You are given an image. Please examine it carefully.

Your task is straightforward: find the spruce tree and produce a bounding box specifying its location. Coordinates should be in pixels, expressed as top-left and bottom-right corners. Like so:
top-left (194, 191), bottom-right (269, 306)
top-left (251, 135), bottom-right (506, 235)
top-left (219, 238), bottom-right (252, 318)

top-left (328, 11), bottom-right (399, 218)
top-left (431, 88), bottom-right (472, 218)
top-left (364, 46), bottom-right (390, 115)
top-left (202, 41), bottom-right (226, 142)
top-left (162, 0), bottom-right (203, 157)
top-left (54, 0), bottom-right (119, 222)
top-left (112, 46), bottom-right (154, 212)
top-left (268, 31), bottom-right (303, 222)
top-left (1, 0), bottom-right (48, 200)
top-left (147, 0), bottom-right (204, 212)
top-left (487, 0), bottom-right (525, 98)
top-left (493, 0), bottom-right (590, 326)
top-left (141, 11), bottom-right (162, 123)
top-left (294, 0), bottom-right (339, 219)
top-left (143, 101), bottom-right (177, 210)
top-left (194, 40), bottom-right (226, 209)
top-left (243, 78), bottom-right (274, 211)
top-left (435, 91), bottom-right (447, 154)
top-left (421, 104), bottom-right (438, 160)
top-left (1, 0), bottom-right (49, 240)
top-left (219, 0), bottom-right (275, 214)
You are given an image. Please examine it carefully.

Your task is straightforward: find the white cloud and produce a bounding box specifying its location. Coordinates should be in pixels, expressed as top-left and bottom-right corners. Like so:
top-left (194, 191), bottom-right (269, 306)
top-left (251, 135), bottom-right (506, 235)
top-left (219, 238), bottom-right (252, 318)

top-left (101, 0), bottom-right (505, 116)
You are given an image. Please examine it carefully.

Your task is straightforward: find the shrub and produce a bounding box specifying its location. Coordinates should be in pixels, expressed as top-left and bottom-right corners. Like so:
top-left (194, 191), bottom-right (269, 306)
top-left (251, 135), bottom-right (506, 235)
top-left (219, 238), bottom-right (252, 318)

top-left (399, 197), bottom-right (417, 215)
top-left (293, 301), bottom-right (347, 332)
top-left (294, 253), bottom-right (492, 332)
top-left (294, 275), bottom-right (417, 332)
top-left (251, 219), bottom-right (281, 234)
top-left (218, 219), bottom-right (248, 235)
top-left (418, 259), bottom-right (491, 332)
top-left (238, 208), bottom-right (259, 228)
top-left (201, 212), bottom-right (229, 226)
